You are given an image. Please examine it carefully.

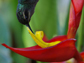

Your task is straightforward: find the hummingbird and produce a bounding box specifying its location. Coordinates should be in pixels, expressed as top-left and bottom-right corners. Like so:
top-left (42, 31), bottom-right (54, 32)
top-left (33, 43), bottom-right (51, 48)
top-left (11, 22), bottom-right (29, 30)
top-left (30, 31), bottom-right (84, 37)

top-left (16, 0), bottom-right (39, 32)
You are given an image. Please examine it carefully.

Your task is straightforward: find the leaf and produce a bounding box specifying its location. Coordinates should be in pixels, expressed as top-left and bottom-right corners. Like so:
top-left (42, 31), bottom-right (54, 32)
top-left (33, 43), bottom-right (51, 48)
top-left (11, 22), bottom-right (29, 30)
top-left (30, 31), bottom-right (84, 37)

top-left (77, 7), bottom-right (84, 52)
top-left (57, 0), bottom-right (70, 35)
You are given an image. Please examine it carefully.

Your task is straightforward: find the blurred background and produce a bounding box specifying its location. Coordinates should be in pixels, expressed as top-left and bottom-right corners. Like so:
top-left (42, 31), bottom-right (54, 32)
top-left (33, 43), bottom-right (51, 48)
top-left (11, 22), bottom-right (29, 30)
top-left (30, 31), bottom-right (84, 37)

top-left (0, 0), bottom-right (84, 63)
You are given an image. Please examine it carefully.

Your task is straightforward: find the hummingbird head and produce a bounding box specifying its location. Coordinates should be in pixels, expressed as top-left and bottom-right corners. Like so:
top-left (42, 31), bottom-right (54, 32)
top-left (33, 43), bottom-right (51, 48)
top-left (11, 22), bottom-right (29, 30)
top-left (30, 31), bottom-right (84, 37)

top-left (16, 4), bottom-right (31, 25)
top-left (16, 0), bottom-right (39, 25)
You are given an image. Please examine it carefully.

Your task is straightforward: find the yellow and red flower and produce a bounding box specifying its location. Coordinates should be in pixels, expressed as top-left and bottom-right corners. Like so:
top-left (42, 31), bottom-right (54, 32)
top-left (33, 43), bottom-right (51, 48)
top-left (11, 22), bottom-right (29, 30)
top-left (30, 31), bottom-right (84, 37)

top-left (2, 29), bottom-right (77, 62)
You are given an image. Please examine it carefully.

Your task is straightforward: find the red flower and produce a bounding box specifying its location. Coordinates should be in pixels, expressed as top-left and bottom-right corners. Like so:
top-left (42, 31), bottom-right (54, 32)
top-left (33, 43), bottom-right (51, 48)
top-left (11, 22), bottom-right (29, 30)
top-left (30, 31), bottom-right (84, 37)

top-left (2, 35), bottom-right (77, 62)
top-left (1, 28), bottom-right (83, 62)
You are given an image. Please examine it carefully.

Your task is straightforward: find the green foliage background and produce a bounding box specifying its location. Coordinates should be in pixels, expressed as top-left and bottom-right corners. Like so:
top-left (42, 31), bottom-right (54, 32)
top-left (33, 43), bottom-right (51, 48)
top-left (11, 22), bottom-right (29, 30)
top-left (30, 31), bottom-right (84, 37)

top-left (0, 0), bottom-right (84, 63)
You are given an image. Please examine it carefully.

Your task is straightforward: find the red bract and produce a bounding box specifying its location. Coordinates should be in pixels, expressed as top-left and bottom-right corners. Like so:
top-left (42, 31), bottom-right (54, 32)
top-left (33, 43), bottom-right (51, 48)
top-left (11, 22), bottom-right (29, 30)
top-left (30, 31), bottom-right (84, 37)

top-left (67, 0), bottom-right (83, 38)
top-left (49, 52), bottom-right (84, 63)
top-left (2, 36), bottom-right (77, 62)
top-left (67, 0), bottom-right (84, 62)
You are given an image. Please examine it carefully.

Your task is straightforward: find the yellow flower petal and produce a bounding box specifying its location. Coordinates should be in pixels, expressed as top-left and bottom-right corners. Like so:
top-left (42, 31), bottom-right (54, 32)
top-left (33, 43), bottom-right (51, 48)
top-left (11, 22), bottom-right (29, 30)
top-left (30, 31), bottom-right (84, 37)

top-left (27, 27), bottom-right (61, 48)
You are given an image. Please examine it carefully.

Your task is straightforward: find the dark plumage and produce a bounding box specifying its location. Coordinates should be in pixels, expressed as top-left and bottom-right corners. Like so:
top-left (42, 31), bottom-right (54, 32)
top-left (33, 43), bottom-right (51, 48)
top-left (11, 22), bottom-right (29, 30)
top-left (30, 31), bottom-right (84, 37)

top-left (16, 0), bottom-right (39, 25)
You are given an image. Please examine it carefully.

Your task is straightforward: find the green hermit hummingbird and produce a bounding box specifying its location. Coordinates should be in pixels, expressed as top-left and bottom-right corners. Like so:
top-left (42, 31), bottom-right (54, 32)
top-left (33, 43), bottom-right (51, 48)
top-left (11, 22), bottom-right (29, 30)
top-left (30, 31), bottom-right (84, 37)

top-left (16, 0), bottom-right (39, 32)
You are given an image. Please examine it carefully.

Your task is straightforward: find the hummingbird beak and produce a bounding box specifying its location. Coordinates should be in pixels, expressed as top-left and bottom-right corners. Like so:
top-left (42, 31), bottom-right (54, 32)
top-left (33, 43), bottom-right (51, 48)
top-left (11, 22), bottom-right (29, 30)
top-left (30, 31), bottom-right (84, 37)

top-left (26, 23), bottom-right (34, 33)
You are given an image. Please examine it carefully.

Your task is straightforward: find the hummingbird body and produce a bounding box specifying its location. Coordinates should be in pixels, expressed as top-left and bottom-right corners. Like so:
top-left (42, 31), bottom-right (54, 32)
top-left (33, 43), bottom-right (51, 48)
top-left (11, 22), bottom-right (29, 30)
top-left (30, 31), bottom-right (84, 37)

top-left (16, 0), bottom-right (39, 25)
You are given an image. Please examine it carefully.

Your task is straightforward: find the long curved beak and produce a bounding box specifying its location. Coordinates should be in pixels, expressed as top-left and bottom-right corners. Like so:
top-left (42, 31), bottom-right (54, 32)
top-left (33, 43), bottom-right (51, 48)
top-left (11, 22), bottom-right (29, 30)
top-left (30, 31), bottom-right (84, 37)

top-left (26, 23), bottom-right (34, 33)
